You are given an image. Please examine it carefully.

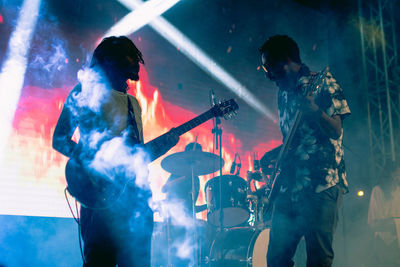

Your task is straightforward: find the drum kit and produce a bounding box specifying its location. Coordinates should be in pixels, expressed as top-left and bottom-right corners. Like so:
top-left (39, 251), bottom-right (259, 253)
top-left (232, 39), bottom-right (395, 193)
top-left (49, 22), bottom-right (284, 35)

top-left (152, 145), bottom-right (272, 267)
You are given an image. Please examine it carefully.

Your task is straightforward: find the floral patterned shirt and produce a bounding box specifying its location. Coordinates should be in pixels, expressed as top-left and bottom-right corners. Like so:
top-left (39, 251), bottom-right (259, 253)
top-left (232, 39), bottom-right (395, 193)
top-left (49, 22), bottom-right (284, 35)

top-left (277, 65), bottom-right (351, 198)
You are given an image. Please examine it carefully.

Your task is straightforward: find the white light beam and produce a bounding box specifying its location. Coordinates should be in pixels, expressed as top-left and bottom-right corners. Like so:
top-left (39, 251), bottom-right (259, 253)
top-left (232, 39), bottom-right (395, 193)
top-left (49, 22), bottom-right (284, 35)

top-left (115, 0), bottom-right (275, 120)
top-left (0, 0), bottom-right (42, 161)
top-left (104, 0), bottom-right (181, 38)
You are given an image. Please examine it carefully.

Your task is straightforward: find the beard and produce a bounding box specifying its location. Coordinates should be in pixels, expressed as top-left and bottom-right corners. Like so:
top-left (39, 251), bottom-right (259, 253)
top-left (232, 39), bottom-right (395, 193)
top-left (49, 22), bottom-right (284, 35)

top-left (126, 72), bottom-right (139, 81)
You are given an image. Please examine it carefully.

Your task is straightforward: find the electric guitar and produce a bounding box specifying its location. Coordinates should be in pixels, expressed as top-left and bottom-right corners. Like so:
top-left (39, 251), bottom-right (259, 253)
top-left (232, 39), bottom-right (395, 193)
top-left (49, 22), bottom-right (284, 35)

top-left (65, 99), bottom-right (239, 209)
top-left (265, 67), bottom-right (329, 205)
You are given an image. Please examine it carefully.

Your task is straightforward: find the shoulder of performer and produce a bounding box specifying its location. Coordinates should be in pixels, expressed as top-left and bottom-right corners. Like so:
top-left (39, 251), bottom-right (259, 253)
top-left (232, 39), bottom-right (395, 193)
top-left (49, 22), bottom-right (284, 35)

top-left (318, 68), bottom-right (351, 120)
top-left (127, 94), bottom-right (142, 112)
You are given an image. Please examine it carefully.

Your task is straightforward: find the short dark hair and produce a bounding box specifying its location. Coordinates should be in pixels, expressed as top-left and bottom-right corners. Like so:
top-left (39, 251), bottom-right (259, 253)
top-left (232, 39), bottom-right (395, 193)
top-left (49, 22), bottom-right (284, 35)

top-left (259, 35), bottom-right (301, 66)
top-left (90, 36), bottom-right (144, 68)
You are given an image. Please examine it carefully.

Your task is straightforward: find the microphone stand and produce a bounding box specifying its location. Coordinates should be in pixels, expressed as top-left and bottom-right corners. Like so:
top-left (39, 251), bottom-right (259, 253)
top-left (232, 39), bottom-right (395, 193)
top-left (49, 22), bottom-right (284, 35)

top-left (213, 118), bottom-right (223, 231)
top-left (190, 162), bottom-right (199, 267)
top-left (210, 90), bottom-right (224, 263)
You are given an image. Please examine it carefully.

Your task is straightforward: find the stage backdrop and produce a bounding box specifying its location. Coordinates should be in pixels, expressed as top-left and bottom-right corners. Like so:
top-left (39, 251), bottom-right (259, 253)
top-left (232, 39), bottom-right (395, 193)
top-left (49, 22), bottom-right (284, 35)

top-left (0, 67), bottom-right (280, 220)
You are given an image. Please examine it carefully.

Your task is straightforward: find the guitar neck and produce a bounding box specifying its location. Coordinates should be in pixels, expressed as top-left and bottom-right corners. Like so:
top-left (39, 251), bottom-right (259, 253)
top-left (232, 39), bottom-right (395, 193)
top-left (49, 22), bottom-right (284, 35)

top-left (268, 110), bottom-right (303, 202)
top-left (174, 109), bottom-right (214, 136)
top-left (275, 109), bottom-right (303, 167)
top-left (144, 108), bottom-right (215, 161)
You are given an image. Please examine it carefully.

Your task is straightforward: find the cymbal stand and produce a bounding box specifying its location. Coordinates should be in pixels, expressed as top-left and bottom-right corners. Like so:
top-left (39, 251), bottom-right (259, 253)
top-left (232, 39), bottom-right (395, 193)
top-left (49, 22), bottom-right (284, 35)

top-left (210, 89), bottom-right (224, 263)
top-left (190, 162), bottom-right (199, 267)
top-left (166, 214), bottom-right (172, 267)
top-left (211, 103), bottom-right (224, 264)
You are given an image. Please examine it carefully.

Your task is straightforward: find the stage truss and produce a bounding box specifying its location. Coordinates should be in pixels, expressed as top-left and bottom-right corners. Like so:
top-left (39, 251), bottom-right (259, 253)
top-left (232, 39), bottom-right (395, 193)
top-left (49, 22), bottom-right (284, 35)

top-left (358, 0), bottom-right (400, 180)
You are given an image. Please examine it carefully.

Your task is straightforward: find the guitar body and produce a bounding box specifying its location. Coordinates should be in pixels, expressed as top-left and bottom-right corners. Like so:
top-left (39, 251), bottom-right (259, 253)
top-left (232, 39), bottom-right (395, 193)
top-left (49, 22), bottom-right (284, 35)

top-left (65, 158), bottom-right (126, 209)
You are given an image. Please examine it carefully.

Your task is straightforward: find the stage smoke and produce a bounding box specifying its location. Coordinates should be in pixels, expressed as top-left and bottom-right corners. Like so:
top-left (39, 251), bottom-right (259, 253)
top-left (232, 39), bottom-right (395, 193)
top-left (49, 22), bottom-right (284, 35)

top-left (67, 66), bottom-right (152, 191)
top-left (31, 41), bottom-right (67, 73)
top-left (154, 199), bottom-right (200, 265)
top-left (90, 133), bottom-right (151, 189)
top-left (73, 67), bottom-right (109, 113)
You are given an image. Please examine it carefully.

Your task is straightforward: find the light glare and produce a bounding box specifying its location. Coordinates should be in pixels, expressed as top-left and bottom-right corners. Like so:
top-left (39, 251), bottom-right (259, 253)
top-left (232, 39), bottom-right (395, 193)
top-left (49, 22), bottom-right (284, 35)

top-left (104, 0), bottom-right (181, 38)
top-left (0, 0), bottom-right (42, 162)
top-left (114, 0), bottom-right (275, 120)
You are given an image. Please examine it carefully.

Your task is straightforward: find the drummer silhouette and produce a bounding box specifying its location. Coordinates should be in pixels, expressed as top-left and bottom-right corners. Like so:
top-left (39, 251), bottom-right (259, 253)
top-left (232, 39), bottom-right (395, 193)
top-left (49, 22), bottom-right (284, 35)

top-left (162, 142), bottom-right (206, 215)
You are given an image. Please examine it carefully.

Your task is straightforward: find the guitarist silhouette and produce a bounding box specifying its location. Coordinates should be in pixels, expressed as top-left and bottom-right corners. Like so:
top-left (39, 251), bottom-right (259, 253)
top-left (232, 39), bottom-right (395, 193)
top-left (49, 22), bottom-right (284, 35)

top-left (259, 35), bottom-right (350, 267)
top-left (53, 36), bottom-right (238, 267)
top-left (53, 36), bottom-right (179, 267)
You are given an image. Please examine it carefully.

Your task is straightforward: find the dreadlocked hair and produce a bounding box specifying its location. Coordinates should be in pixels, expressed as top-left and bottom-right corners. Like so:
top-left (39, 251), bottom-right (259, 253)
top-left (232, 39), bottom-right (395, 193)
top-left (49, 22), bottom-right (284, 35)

top-left (259, 35), bottom-right (301, 66)
top-left (90, 36), bottom-right (144, 68)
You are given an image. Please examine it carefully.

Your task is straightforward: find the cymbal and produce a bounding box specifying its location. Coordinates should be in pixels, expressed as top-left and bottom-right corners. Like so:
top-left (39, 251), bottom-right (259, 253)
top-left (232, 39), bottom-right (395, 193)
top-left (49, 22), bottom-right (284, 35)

top-left (161, 150), bottom-right (224, 176)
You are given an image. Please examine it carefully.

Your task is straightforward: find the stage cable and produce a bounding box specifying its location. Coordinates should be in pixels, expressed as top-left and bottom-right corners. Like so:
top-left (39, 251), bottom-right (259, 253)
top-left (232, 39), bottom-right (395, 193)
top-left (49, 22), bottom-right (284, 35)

top-left (64, 188), bottom-right (79, 224)
top-left (64, 187), bottom-right (86, 264)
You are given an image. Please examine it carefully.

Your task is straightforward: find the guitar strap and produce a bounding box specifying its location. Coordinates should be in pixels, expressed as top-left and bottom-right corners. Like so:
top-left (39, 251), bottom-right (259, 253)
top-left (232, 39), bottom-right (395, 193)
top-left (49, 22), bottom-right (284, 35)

top-left (126, 95), bottom-right (141, 145)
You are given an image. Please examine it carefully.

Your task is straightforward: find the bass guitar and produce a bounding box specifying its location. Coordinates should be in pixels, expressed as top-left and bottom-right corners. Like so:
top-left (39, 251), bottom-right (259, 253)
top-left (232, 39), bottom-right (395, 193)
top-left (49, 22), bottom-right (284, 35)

top-left (65, 99), bottom-right (239, 209)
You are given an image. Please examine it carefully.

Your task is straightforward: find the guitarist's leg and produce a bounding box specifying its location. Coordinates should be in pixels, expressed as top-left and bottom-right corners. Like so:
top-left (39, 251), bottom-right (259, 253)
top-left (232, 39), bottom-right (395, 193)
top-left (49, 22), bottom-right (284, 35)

top-left (80, 207), bottom-right (117, 267)
top-left (304, 185), bottom-right (342, 267)
top-left (267, 193), bottom-right (304, 267)
top-left (116, 204), bottom-right (154, 267)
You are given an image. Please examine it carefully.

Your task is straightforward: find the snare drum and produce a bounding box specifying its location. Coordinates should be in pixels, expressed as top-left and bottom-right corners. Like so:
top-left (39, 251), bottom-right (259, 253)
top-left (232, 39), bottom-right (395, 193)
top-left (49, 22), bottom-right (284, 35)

top-left (205, 175), bottom-right (249, 227)
top-left (208, 227), bottom-right (270, 267)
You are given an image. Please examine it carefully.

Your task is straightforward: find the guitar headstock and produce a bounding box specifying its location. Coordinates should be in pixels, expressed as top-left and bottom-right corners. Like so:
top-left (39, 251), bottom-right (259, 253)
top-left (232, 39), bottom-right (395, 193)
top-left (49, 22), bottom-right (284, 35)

top-left (211, 98), bottom-right (239, 120)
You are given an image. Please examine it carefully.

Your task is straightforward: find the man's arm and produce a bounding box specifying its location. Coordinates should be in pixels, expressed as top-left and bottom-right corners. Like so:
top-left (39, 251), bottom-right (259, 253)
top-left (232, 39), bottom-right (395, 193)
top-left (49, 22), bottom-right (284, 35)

top-left (301, 89), bottom-right (343, 140)
top-left (318, 112), bottom-right (342, 140)
top-left (52, 103), bottom-right (79, 158)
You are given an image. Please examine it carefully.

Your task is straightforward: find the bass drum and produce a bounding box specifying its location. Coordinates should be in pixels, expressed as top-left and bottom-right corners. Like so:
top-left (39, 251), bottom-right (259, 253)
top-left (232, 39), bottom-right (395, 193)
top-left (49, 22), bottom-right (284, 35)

top-left (208, 227), bottom-right (270, 267)
top-left (205, 175), bottom-right (249, 227)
